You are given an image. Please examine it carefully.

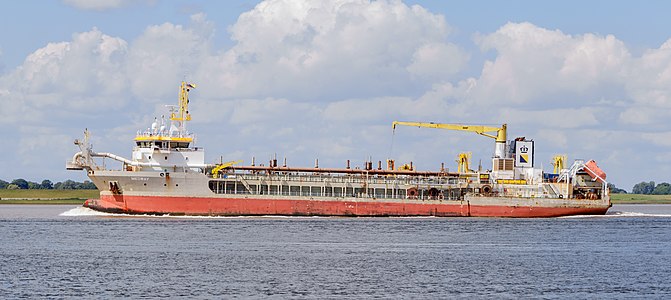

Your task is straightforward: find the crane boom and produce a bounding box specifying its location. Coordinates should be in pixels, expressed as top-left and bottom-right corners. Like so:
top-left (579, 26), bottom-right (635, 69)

top-left (392, 121), bottom-right (506, 142)
top-left (392, 121), bottom-right (508, 158)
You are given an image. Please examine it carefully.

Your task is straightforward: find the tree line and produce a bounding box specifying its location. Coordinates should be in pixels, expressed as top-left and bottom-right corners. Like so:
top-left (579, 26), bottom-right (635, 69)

top-left (607, 181), bottom-right (671, 194)
top-left (0, 179), bottom-right (96, 190)
top-left (630, 181), bottom-right (671, 195)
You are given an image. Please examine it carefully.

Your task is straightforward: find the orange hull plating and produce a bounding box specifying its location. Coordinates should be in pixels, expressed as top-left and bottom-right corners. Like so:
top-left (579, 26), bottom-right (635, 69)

top-left (84, 194), bottom-right (609, 218)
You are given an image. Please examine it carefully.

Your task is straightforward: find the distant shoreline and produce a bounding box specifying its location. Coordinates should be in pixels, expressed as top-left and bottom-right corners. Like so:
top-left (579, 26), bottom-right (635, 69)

top-left (0, 199), bottom-right (86, 205)
top-left (0, 190), bottom-right (669, 205)
top-left (0, 190), bottom-right (96, 205)
top-left (609, 194), bottom-right (671, 204)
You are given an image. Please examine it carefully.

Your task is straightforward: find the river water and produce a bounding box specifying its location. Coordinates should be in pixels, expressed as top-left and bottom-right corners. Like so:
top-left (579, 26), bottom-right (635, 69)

top-left (1, 204), bottom-right (670, 299)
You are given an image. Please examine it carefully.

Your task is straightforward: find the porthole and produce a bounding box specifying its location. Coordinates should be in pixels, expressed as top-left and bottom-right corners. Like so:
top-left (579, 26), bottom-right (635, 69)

top-left (165, 156), bottom-right (168, 160)
top-left (176, 184), bottom-right (179, 187)
top-left (143, 183), bottom-right (147, 186)
top-left (148, 156), bottom-right (152, 159)
top-left (164, 183), bottom-right (167, 187)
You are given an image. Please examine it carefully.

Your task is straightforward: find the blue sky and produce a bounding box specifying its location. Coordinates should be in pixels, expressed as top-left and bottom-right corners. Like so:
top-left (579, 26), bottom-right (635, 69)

top-left (1, 0), bottom-right (671, 190)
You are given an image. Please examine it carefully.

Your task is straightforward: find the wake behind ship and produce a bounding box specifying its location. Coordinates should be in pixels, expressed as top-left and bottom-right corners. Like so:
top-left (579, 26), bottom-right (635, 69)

top-left (66, 82), bottom-right (611, 217)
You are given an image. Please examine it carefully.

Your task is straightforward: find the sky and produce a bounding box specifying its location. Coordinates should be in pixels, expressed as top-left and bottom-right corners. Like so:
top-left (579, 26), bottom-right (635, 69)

top-left (1, 0), bottom-right (670, 191)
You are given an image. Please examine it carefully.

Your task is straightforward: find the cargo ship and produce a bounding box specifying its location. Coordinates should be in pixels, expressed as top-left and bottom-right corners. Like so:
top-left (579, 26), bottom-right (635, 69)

top-left (66, 82), bottom-right (611, 217)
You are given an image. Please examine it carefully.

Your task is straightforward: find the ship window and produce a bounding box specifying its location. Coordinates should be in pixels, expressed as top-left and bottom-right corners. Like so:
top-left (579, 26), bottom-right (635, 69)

top-left (209, 180), bottom-right (228, 194)
top-left (169, 142), bottom-right (189, 149)
top-left (334, 187), bottom-right (342, 197)
top-left (290, 186), bottom-right (300, 196)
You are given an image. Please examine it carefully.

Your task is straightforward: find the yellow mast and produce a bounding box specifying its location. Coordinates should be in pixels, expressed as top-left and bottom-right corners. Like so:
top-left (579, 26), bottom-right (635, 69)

top-left (134, 81), bottom-right (197, 143)
top-left (171, 81), bottom-right (196, 127)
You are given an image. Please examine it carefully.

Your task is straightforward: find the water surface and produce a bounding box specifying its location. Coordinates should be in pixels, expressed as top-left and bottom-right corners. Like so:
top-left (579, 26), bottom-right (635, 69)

top-left (0, 204), bottom-right (669, 298)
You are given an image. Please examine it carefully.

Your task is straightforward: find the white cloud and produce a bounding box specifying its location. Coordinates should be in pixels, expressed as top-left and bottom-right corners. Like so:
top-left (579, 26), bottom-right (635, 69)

top-left (641, 131), bottom-right (671, 147)
top-left (626, 38), bottom-right (671, 109)
top-left (62, 0), bottom-right (132, 11)
top-left (407, 43), bottom-right (469, 80)
top-left (499, 108), bottom-right (600, 129)
top-left (219, 0), bottom-right (467, 99)
top-left (126, 19), bottom-right (212, 100)
top-left (618, 106), bottom-right (671, 125)
top-left (11, 29), bottom-right (127, 96)
top-left (3, 2), bottom-right (671, 190)
top-left (471, 22), bottom-right (630, 106)
top-left (0, 28), bottom-right (128, 125)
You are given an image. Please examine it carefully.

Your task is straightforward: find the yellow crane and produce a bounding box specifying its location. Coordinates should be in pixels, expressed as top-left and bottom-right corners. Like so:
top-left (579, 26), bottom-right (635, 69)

top-left (391, 121), bottom-right (508, 158)
top-left (552, 155), bottom-right (566, 174)
top-left (456, 152), bottom-right (473, 173)
top-left (212, 160), bottom-right (243, 178)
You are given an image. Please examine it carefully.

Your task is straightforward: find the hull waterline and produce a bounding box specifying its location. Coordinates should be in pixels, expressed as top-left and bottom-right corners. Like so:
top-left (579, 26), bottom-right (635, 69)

top-left (84, 194), bottom-right (610, 218)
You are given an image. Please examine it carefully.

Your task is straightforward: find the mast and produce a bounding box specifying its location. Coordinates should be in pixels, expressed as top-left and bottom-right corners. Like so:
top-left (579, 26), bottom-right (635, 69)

top-left (170, 81), bottom-right (196, 137)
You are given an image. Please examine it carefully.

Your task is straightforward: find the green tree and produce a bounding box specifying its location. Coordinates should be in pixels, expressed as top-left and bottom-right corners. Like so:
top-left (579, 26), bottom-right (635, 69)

top-left (608, 183), bottom-right (627, 194)
top-left (27, 181), bottom-right (41, 189)
top-left (0, 179), bottom-right (8, 189)
top-left (653, 182), bottom-right (671, 195)
top-left (56, 180), bottom-right (81, 190)
top-left (81, 180), bottom-right (97, 189)
top-left (632, 181), bottom-right (655, 194)
top-left (41, 180), bottom-right (54, 189)
top-left (11, 179), bottom-right (29, 189)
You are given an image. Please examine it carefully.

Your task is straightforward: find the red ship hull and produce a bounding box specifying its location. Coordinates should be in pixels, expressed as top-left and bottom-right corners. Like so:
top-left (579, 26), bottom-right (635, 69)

top-left (84, 194), bottom-right (610, 218)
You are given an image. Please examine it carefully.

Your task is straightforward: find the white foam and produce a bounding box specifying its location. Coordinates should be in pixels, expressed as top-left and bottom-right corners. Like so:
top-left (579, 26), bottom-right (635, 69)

top-left (607, 211), bottom-right (671, 218)
top-left (60, 206), bottom-right (116, 217)
top-left (560, 211), bottom-right (671, 218)
top-left (58, 207), bottom-right (334, 219)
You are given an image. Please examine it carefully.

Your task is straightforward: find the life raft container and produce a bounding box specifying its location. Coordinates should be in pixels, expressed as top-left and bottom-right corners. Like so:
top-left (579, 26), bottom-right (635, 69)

top-left (583, 160), bottom-right (606, 183)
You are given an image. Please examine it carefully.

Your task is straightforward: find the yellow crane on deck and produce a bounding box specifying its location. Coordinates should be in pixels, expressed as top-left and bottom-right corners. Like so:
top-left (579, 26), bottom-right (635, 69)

top-left (456, 152), bottom-right (473, 173)
top-left (391, 121), bottom-right (508, 159)
top-left (552, 155), bottom-right (567, 174)
top-left (212, 160), bottom-right (243, 178)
